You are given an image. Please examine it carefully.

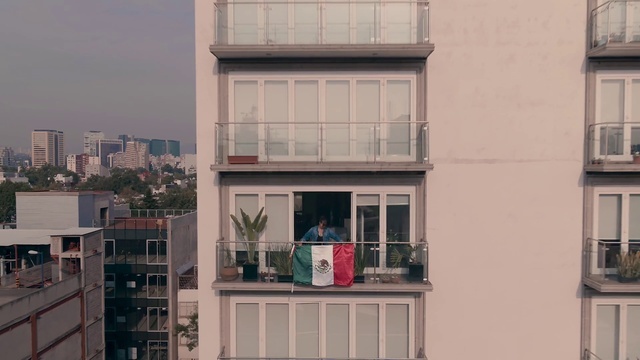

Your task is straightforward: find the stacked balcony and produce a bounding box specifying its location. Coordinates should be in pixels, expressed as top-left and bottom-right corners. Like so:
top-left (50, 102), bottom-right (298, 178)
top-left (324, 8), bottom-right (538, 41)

top-left (586, 122), bottom-right (640, 172)
top-left (211, 0), bottom-right (433, 59)
top-left (589, 0), bottom-right (640, 57)
top-left (584, 238), bottom-right (640, 292)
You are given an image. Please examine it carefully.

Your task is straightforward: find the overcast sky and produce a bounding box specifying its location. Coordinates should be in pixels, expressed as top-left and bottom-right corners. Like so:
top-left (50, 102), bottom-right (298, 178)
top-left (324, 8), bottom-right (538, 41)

top-left (0, 1), bottom-right (195, 154)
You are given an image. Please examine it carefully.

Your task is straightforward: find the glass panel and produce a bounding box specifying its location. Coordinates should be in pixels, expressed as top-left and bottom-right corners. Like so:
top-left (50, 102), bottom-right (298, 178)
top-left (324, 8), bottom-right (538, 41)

top-left (326, 304), bottom-right (349, 358)
top-left (600, 79), bottom-right (625, 156)
top-left (628, 305), bottom-right (640, 359)
top-left (632, 127), bottom-right (640, 155)
top-left (158, 240), bottom-right (167, 264)
top-left (266, 195), bottom-right (289, 242)
top-left (386, 304), bottom-right (409, 358)
top-left (266, 304), bottom-right (289, 357)
top-left (295, 81), bottom-right (319, 156)
top-left (105, 240), bottom-right (114, 264)
top-left (149, 308), bottom-right (159, 331)
top-left (234, 81), bottom-right (259, 156)
top-left (356, 1), bottom-right (379, 44)
top-left (595, 305), bottom-right (619, 360)
top-left (147, 240), bottom-right (158, 264)
top-left (266, 1), bottom-right (288, 44)
top-left (608, 1), bottom-right (627, 42)
top-left (386, 2), bottom-right (412, 43)
top-left (356, 80), bottom-right (380, 157)
top-left (234, 0), bottom-right (259, 44)
top-left (387, 80), bottom-right (411, 156)
top-left (325, 2), bottom-right (350, 43)
top-left (265, 81), bottom-right (289, 156)
top-left (236, 304), bottom-right (259, 357)
top-left (295, 3), bottom-right (318, 44)
top-left (326, 81), bottom-right (350, 157)
top-left (598, 194), bottom-right (621, 269)
top-left (387, 194), bottom-right (410, 268)
top-left (296, 303), bottom-right (319, 357)
top-left (356, 304), bottom-right (379, 358)
top-left (357, 194), bottom-right (380, 267)
top-left (631, 195), bottom-right (640, 245)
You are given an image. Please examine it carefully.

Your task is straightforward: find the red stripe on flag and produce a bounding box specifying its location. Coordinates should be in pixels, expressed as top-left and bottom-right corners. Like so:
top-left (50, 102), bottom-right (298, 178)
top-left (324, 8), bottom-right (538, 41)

top-left (333, 244), bottom-right (354, 286)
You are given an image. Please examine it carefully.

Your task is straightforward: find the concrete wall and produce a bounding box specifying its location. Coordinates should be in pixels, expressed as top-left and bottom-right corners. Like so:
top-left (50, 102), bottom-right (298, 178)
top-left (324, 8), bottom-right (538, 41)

top-left (17, 194), bottom-right (79, 229)
top-left (177, 289), bottom-right (199, 360)
top-left (169, 212), bottom-right (198, 360)
top-left (424, 0), bottom-right (585, 359)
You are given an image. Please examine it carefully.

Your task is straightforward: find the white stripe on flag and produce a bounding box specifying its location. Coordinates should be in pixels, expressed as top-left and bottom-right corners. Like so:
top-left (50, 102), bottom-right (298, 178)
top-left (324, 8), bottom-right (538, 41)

top-left (312, 245), bottom-right (334, 286)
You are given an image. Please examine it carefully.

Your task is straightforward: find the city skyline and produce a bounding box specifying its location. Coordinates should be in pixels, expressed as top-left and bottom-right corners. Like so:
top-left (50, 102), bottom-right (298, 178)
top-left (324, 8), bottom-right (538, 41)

top-left (0, 1), bottom-right (195, 154)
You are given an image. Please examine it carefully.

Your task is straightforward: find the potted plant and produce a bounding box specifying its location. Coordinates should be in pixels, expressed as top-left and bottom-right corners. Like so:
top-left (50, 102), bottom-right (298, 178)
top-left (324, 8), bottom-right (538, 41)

top-left (616, 251), bottom-right (640, 283)
top-left (220, 248), bottom-right (239, 281)
top-left (230, 207), bottom-right (268, 282)
top-left (272, 244), bottom-right (294, 283)
top-left (354, 244), bottom-right (368, 283)
top-left (633, 152), bottom-right (640, 164)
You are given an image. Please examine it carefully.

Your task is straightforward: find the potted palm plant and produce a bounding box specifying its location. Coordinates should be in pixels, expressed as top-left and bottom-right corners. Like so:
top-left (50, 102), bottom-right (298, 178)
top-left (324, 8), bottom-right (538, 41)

top-left (220, 248), bottom-right (239, 281)
top-left (272, 244), bottom-right (294, 283)
top-left (230, 207), bottom-right (268, 282)
top-left (616, 251), bottom-right (640, 283)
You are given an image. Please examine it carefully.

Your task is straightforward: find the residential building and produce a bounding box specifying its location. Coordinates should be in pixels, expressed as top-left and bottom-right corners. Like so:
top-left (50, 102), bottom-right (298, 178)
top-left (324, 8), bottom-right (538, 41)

top-left (124, 140), bottom-right (149, 170)
top-left (0, 172), bottom-right (29, 184)
top-left (108, 151), bottom-right (126, 169)
top-left (67, 153), bottom-right (89, 175)
top-left (196, 1), bottom-right (586, 360)
top-left (0, 227), bottom-right (105, 360)
top-left (85, 164), bottom-right (109, 178)
top-left (103, 212), bottom-right (197, 360)
top-left (16, 191), bottom-right (114, 229)
top-left (31, 130), bottom-right (64, 168)
top-left (0, 147), bottom-right (15, 167)
top-left (84, 131), bottom-right (105, 156)
top-left (150, 139), bottom-right (181, 157)
top-left (97, 139), bottom-right (124, 168)
top-left (178, 154), bottom-right (196, 175)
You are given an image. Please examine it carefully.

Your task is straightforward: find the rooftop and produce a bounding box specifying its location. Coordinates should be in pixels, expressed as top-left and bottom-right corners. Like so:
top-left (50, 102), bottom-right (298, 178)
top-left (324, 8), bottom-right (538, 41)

top-left (16, 190), bottom-right (113, 196)
top-left (0, 227), bottom-right (100, 246)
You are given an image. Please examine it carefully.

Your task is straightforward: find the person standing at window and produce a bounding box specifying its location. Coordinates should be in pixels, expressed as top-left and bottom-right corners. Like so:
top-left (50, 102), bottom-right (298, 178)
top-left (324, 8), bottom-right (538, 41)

top-left (301, 216), bottom-right (343, 243)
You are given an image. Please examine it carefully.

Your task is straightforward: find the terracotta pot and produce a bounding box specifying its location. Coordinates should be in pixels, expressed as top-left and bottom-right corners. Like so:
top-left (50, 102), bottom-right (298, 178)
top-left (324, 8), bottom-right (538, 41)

top-left (633, 155), bottom-right (640, 164)
top-left (220, 266), bottom-right (239, 281)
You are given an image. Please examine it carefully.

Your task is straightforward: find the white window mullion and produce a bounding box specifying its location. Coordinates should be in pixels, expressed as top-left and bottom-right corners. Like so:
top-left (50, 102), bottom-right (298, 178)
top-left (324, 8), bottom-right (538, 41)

top-left (288, 80), bottom-right (295, 157)
top-left (379, 303), bottom-right (386, 357)
top-left (259, 303), bottom-right (267, 357)
top-left (349, 302), bottom-right (357, 358)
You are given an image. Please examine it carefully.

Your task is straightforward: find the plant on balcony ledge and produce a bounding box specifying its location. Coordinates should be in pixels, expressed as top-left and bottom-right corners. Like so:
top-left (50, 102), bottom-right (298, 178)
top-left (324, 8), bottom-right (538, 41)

top-left (272, 244), bottom-right (294, 283)
top-left (633, 152), bottom-right (640, 164)
top-left (220, 248), bottom-right (239, 281)
top-left (354, 244), bottom-right (368, 283)
top-left (616, 251), bottom-right (640, 283)
top-left (230, 207), bottom-right (268, 282)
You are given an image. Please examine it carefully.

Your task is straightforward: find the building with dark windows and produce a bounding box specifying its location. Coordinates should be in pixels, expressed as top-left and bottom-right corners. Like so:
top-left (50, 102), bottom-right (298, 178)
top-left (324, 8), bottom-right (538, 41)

top-left (97, 139), bottom-right (124, 168)
top-left (150, 139), bottom-right (181, 157)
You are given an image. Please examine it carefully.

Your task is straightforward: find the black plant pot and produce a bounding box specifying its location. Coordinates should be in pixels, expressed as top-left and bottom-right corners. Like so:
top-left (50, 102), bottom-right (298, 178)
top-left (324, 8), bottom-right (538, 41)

top-left (277, 274), bottom-right (293, 283)
top-left (242, 263), bottom-right (259, 282)
top-left (354, 275), bottom-right (365, 283)
top-left (408, 263), bottom-right (424, 282)
top-left (617, 274), bottom-right (639, 283)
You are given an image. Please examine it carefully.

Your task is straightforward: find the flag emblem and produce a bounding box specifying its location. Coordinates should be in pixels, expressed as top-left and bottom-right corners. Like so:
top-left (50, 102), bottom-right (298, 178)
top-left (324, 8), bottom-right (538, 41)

top-left (314, 259), bottom-right (332, 274)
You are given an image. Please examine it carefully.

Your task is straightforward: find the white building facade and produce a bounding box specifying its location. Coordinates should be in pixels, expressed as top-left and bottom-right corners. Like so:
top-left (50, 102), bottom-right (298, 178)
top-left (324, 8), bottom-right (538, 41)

top-left (31, 130), bottom-right (65, 168)
top-left (196, 1), bottom-right (595, 360)
top-left (83, 131), bottom-right (105, 157)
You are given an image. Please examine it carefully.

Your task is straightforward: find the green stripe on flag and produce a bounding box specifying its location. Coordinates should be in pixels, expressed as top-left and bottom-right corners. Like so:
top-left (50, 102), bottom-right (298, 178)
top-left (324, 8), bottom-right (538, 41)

top-left (293, 245), bottom-right (312, 284)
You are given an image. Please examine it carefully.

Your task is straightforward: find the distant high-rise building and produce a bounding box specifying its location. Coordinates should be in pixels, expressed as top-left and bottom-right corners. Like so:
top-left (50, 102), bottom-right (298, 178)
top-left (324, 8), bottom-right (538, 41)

top-left (97, 139), bottom-right (123, 168)
top-left (118, 135), bottom-right (131, 152)
top-left (31, 130), bottom-right (64, 168)
top-left (0, 147), bottom-right (15, 167)
top-left (124, 141), bottom-right (149, 170)
top-left (150, 139), bottom-right (181, 157)
top-left (108, 152), bottom-right (126, 168)
top-left (83, 131), bottom-right (105, 156)
top-left (66, 153), bottom-right (89, 175)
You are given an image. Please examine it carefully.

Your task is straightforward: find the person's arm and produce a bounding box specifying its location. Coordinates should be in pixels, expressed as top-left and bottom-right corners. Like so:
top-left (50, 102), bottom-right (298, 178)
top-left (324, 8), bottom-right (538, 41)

top-left (301, 227), bottom-right (315, 242)
top-left (328, 229), bottom-right (343, 242)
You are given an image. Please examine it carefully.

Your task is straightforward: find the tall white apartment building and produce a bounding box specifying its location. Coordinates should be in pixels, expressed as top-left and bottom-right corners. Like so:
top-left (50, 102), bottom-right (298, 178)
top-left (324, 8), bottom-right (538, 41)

top-left (83, 131), bottom-right (105, 157)
top-left (124, 141), bottom-right (149, 170)
top-left (190, 0), bottom-right (639, 359)
top-left (31, 130), bottom-right (64, 168)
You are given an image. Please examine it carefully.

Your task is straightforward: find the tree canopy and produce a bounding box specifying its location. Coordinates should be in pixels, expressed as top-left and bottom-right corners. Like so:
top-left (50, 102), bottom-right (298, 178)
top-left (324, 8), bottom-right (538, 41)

top-left (0, 180), bottom-right (32, 222)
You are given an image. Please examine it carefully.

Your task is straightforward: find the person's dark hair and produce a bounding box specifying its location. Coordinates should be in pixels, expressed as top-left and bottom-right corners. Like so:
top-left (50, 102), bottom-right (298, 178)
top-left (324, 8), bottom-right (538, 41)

top-left (318, 216), bottom-right (327, 225)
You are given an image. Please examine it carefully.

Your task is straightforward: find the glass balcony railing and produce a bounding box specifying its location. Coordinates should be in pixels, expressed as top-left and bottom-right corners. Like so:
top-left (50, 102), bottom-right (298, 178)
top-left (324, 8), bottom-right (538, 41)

top-left (591, 0), bottom-right (640, 48)
top-left (213, 0), bottom-right (430, 46)
top-left (587, 122), bottom-right (640, 165)
top-left (585, 238), bottom-right (640, 285)
top-left (215, 240), bottom-right (429, 285)
top-left (215, 121), bottom-right (429, 165)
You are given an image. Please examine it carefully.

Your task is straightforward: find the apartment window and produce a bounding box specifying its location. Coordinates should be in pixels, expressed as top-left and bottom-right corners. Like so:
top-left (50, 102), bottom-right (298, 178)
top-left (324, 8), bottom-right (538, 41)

top-left (148, 307), bottom-right (169, 332)
top-left (105, 274), bottom-right (115, 298)
top-left (147, 341), bottom-right (168, 360)
top-left (593, 190), bottom-right (640, 271)
top-left (105, 307), bottom-right (116, 331)
top-left (231, 296), bottom-right (414, 358)
top-left (179, 301), bottom-right (197, 318)
top-left (229, 73), bottom-right (416, 162)
top-left (147, 239), bottom-right (167, 264)
top-left (147, 274), bottom-right (168, 298)
top-left (591, 299), bottom-right (640, 359)
top-left (105, 239), bottom-right (115, 264)
top-left (594, 72), bottom-right (640, 159)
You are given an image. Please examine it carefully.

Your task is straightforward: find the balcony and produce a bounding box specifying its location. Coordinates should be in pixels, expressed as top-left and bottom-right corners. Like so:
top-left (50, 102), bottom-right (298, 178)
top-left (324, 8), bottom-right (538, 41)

top-left (211, 0), bottom-right (433, 59)
top-left (586, 122), bottom-right (640, 172)
top-left (212, 240), bottom-right (432, 292)
top-left (584, 238), bottom-right (640, 292)
top-left (211, 121), bottom-right (430, 173)
top-left (589, 0), bottom-right (640, 57)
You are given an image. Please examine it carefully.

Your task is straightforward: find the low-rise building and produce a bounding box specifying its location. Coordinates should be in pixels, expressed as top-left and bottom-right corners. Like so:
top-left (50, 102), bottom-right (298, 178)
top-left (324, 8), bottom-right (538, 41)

top-left (0, 172), bottom-right (29, 184)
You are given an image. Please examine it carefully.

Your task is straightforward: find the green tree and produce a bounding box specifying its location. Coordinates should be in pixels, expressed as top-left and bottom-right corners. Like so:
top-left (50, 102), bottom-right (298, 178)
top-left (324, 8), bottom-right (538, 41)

top-left (175, 308), bottom-right (198, 351)
top-left (23, 164), bottom-right (77, 189)
top-left (158, 188), bottom-right (197, 209)
top-left (141, 188), bottom-right (158, 209)
top-left (161, 164), bottom-right (174, 174)
top-left (0, 180), bottom-right (32, 222)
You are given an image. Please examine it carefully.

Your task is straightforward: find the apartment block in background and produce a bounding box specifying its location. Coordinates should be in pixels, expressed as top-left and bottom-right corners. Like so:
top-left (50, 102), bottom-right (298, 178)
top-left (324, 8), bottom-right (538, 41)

top-left (0, 147), bottom-right (15, 167)
top-left (97, 139), bottom-right (124, 168)
top-left (67, 153), bottom-right (90, 175)
top-left (31, 130), bottom-right (65, 168)
top-left (84, 131), bottom-right (105, 157)
top-left (124, 141), bottom-right (150, 170)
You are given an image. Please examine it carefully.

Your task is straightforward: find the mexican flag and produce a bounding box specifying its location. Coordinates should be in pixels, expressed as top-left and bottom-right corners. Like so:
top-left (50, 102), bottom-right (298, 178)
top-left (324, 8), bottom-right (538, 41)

top-left (293, 244), bottom-right (354, 287)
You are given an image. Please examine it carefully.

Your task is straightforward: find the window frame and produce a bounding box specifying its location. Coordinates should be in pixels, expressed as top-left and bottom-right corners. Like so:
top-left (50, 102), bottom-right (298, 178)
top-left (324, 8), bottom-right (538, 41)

top-left (105, 273), bottom-right (115, 298)
top-left (104, 239), bottom-right (115, 264)
top-left (147, 274), bottom-right (168, 299)
top-left (146, 239), bottom-right (168, 265)
top-left (590, 297), bottom-right (640, 359)
top-left (148, 307), bottom-right (169, 332)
